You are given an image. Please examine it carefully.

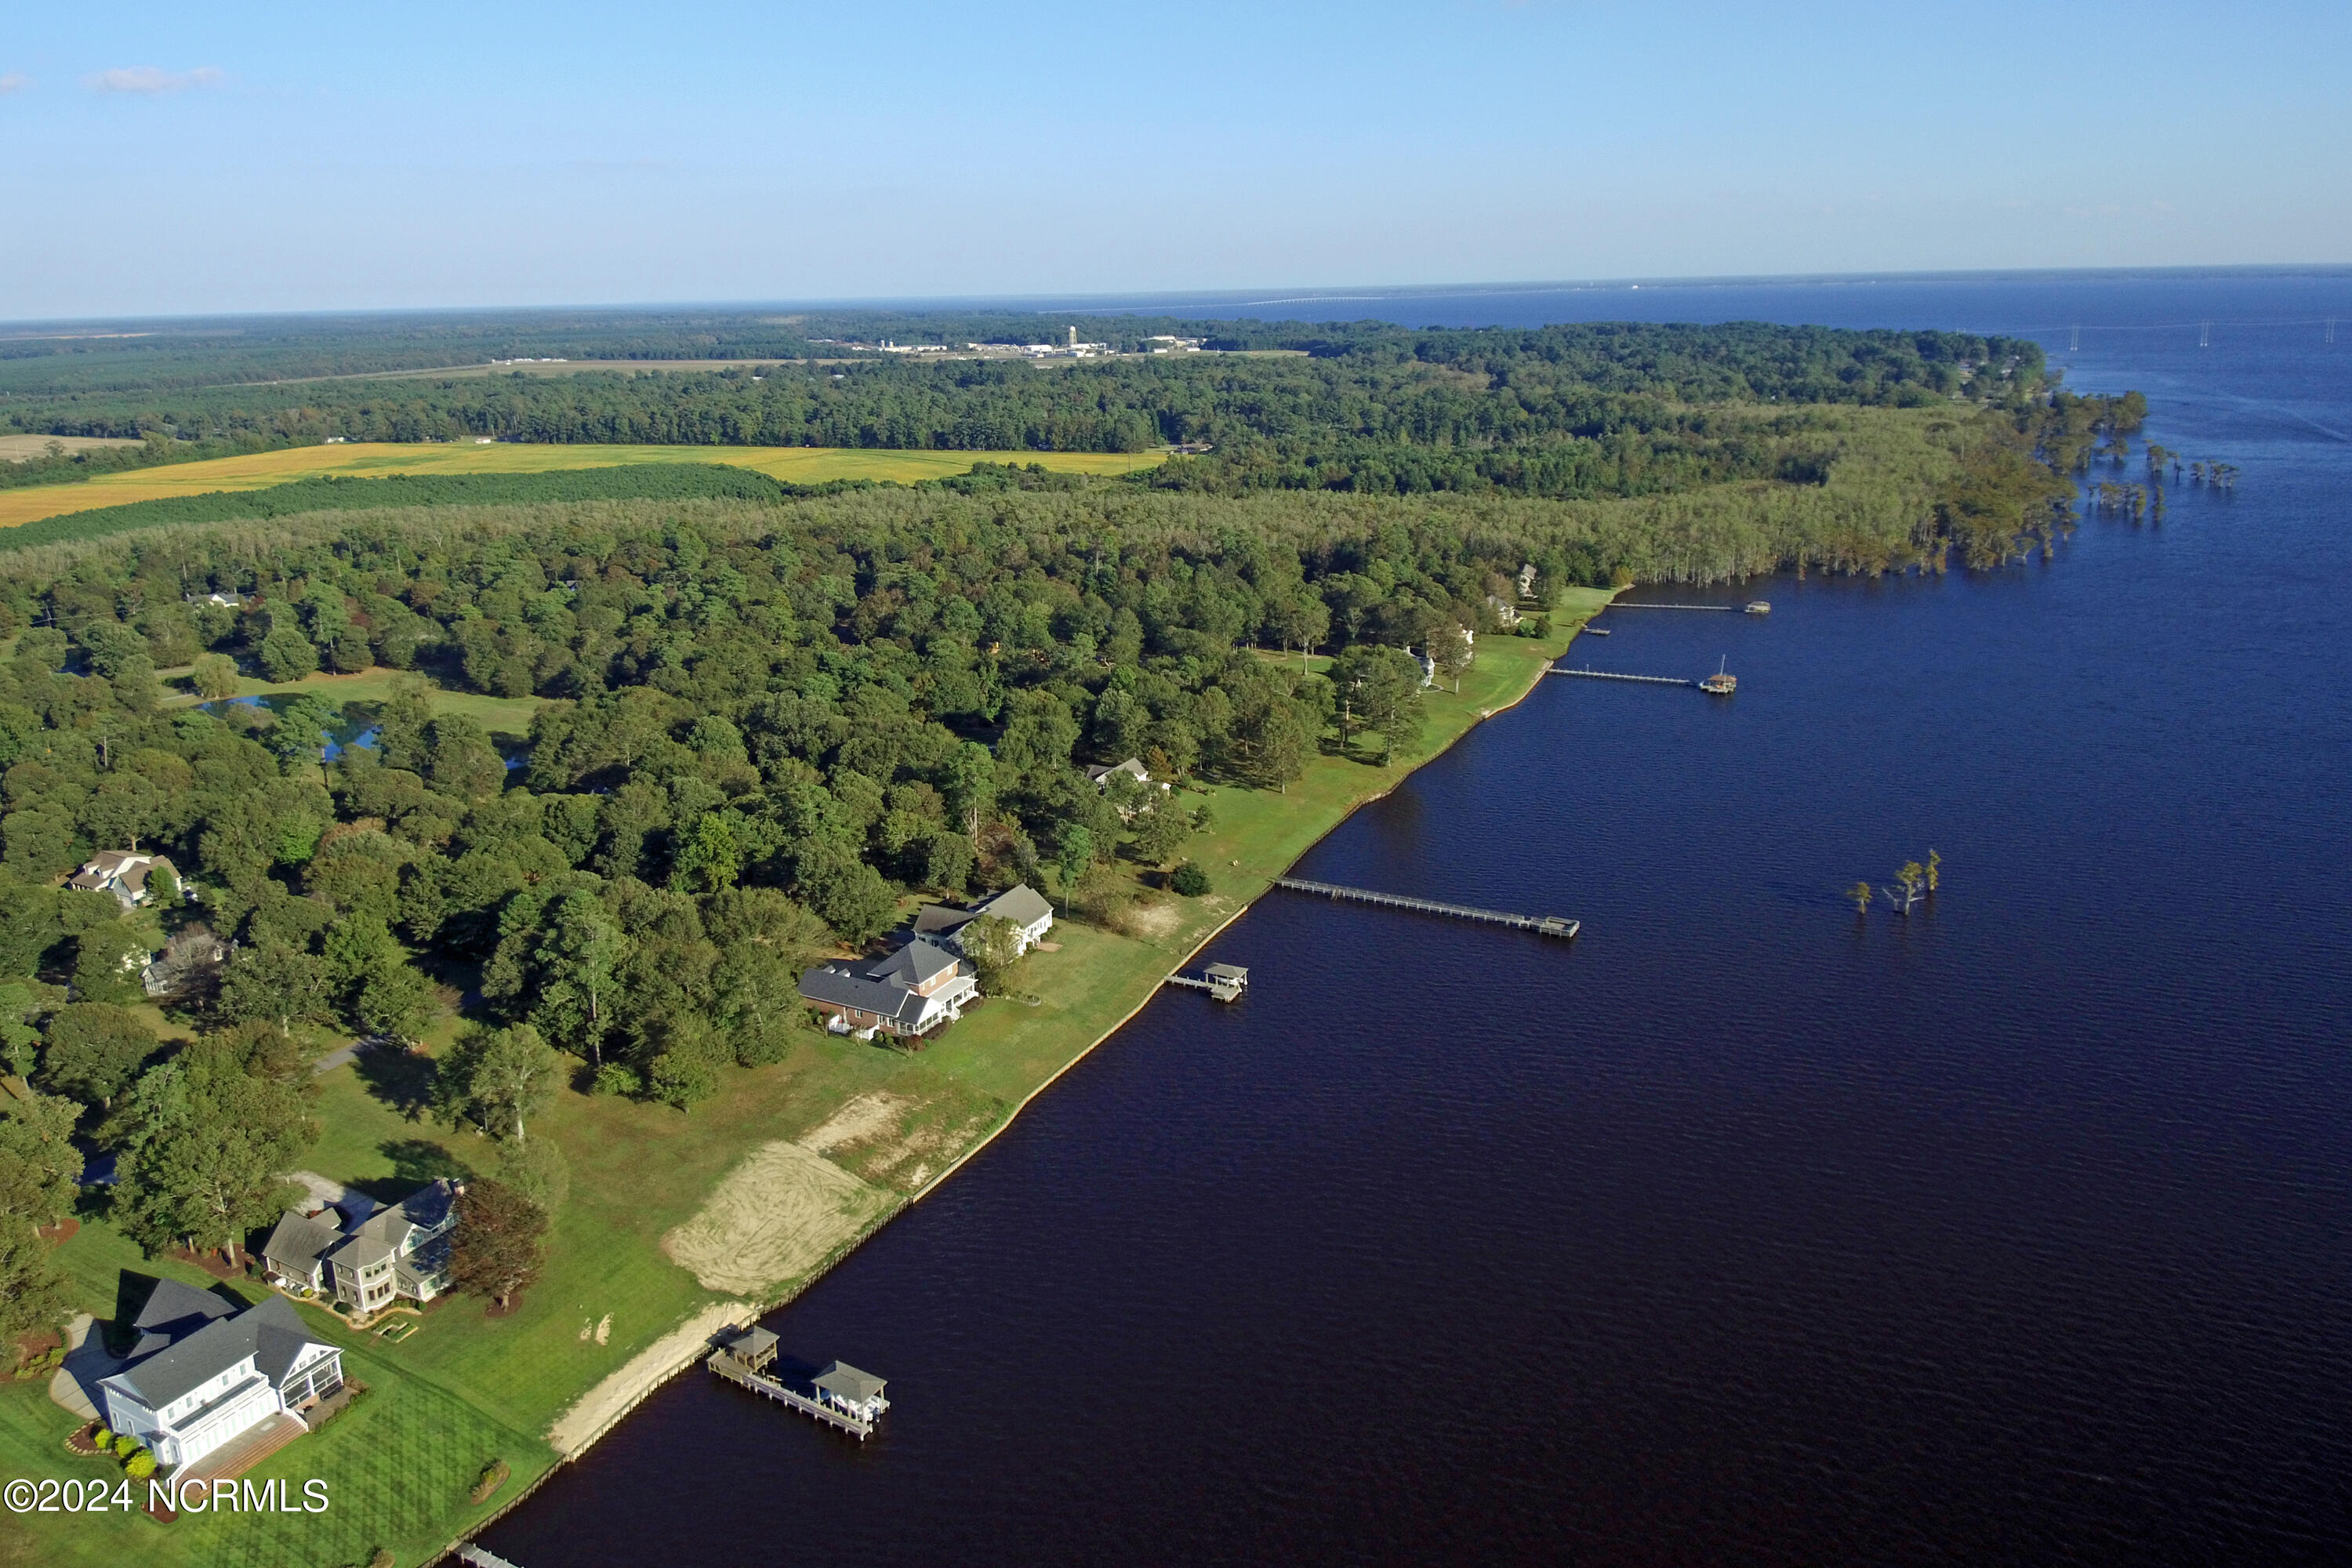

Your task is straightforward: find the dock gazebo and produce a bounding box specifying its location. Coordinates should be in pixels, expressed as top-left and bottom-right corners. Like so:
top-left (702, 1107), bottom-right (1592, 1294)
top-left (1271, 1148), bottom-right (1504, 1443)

top-left (811, 1362), bottom-right (890, 1424)
top-left (720, 1326), bottom-right (779, 1374)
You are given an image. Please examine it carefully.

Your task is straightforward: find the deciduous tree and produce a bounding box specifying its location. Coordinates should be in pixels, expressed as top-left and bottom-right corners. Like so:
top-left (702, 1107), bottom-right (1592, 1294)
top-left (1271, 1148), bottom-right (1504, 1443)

top-left (448, 1178), bottom-right (546, 1310)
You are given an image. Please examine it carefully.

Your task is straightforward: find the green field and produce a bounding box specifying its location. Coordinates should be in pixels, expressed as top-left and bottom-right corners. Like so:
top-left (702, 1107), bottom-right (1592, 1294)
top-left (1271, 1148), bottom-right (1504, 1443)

top-left (0, 443), bottom-right (1168, 532)
top-left (156, 666), bottom-right (546, 737)
top-left (0, 593), bottom-right (1609, 1566)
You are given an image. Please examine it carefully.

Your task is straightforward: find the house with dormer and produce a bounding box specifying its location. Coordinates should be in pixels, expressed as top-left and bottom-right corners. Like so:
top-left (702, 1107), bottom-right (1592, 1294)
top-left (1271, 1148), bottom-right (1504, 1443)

top-left (95, 1281), bottom-right (342, 1473)
top-left (261, 1179), bottom-right (459, 1316)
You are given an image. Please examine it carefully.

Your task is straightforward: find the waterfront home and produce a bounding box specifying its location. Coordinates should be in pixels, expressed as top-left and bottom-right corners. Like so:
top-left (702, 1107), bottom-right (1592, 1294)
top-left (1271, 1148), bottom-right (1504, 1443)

top-left (1086, 757), bottom-right (1155, 788)
top-left (261, 1178), bottom-right (459, 1315)
top-left (908, 882), bottom-right (1057, 958)
top-left (95, 1281), bottom-right (342, 1473)
top-left (1485, 593), bottom-right (1522, 626)
top-left (799, 940), bottom-right (978, 1040)
top-left (67, 849), bottom-right (176, 909)
top-left (811, 1361), bottom-right (889, 1422)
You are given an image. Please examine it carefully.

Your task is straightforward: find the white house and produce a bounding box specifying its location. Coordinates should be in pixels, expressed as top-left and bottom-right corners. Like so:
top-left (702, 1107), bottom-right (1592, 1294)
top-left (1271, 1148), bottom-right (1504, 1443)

top-left (261, 1179), bottom-right (459, 1315)
top-left (67, 850), bottom-right (176, 909)
top-left (908, 882), bottom-right (1055, 957)
top-left (96, 1281), bottom-right (342, 1473)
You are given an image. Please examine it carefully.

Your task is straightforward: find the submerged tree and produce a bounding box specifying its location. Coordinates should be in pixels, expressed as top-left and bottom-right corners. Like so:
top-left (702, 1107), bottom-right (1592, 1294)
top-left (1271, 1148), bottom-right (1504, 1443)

top-left (1846, 881), bottom-right (1874, 914)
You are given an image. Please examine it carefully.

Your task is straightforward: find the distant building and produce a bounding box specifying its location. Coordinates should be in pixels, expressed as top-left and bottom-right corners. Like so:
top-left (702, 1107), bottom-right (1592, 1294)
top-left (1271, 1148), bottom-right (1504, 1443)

top-left (1517, 562), bottom-right (1538, 599)
top-left (1085, 757), bottom-right (1157, 788)
top-left (68, 850), bottom-right (176, 909)
top-left (1485, 594), bottom-right (1521, 626)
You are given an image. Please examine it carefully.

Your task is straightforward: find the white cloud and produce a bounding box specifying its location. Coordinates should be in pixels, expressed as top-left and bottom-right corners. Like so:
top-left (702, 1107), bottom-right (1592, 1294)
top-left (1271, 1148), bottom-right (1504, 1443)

top-left (84, 65), bottom-right (224, 95)
top-left (0, 73), bottom-right (31, 95)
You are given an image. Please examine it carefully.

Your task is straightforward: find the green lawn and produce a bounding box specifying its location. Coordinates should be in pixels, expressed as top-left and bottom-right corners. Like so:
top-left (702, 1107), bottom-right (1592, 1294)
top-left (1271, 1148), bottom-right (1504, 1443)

top-left (157, 665), bottom-right (545, 737)
top-left (0, 1237), bottom-right (550, 1568)
top-left (1, 589), bottom-right (1610, 1566)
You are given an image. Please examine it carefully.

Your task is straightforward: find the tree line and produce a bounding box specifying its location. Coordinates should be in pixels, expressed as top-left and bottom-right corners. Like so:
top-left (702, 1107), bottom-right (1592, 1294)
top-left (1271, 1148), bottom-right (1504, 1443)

top-left (8, 318), bottom-right (2053, 508)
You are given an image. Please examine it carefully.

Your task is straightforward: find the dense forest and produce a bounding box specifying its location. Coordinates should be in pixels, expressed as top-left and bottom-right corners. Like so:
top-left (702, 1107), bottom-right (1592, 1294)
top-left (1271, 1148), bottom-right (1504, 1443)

top-left (5, 318), bottom-right (2053, 505)
top-left (0, 484), bottom-right (1596, 1312)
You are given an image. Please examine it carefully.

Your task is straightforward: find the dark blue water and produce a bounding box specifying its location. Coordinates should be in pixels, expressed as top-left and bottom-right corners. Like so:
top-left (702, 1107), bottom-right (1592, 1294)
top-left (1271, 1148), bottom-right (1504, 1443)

top-left (488, 273), bottom-right (2352, 1566)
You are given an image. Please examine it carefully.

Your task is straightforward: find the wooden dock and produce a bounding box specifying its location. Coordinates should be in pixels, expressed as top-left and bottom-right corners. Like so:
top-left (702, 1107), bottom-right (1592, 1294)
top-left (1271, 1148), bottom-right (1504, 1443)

top-left (706, 1352), bottom-right (874, 1439)
top-left (1274, 878), bottom-right (1577, 938)
top-left (456, 1545), bottom-right (524, 1568)
top-left (1548, 666), bottom-right (1698, 688)
top-left (1607, 601), bottom-right (1771, 614)
top-left (1165, 963), bottom-right (1250, 1002)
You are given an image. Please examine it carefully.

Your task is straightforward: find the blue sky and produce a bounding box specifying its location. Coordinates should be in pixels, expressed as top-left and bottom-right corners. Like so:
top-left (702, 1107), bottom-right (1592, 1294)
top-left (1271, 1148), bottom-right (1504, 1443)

top-left (3, 1), bottom-right (2347, 318)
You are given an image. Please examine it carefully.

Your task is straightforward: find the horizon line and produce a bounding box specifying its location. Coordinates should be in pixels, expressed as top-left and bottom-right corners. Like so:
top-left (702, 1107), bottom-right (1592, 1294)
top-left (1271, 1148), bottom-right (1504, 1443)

top-left (6, 262), bottom-right (2351, 333)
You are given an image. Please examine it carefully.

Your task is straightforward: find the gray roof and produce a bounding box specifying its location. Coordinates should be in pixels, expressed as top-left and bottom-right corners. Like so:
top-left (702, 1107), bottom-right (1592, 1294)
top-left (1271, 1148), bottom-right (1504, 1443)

top-left (866, 942), bottom-right (964, 989)
top-left (262, 1210), bottom-right (342, 1272)
top-left (910, 904), bottom-right (978, 938)
top-left (799, 964), bottom-right (929, 1026)
top-left (724, 1326), bottom-right (779, 1359)
top-left (1087, 757), bottom-right (1149, 782)
top-left (109, 1292), bottom-right (328, 1413)
top-left (973, 883), bottom-right (1052, 929)
top-left (129, 1279), bottom-right (237, 1359)
top-left (813, 1361), bottom-right (887, 1401)
top-left (1203, 964), bottom-right (1249, 982)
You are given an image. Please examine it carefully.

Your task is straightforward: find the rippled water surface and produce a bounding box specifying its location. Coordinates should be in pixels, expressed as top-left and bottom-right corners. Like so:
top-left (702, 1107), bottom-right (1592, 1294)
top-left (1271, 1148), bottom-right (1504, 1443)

top-left (488, 274), bottom-right (2352, 1566)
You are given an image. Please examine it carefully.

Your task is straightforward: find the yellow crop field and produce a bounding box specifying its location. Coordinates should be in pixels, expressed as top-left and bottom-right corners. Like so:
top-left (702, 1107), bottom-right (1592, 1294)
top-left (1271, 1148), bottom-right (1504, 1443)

top-left (0, 443), bottom-right (1166, 530)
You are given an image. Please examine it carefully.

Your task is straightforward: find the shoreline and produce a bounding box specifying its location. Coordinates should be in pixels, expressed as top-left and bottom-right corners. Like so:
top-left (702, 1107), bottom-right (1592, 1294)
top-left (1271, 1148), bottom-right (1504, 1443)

top-left (448, 597), bottom-right (1611, 1559)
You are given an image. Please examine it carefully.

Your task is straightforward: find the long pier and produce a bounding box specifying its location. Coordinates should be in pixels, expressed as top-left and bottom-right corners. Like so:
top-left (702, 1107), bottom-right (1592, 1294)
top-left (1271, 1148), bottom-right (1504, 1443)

top-left (457, 1547), bottom-right (524, 1568)
top-left (1548, 666), bottom-right (1697, 688)
top-left (1607, 601), bottom-right (1769, 614)
top-left (1274, 878), bottom-right (1578, 938)
top-left (706, 1352), bottom-right (873, 1439)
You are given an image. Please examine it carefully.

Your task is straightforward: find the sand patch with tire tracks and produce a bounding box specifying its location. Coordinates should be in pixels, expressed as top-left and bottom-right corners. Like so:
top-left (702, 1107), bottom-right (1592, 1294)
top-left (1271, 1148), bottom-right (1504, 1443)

top-left (659, 1138), bottom-right (895, 1297)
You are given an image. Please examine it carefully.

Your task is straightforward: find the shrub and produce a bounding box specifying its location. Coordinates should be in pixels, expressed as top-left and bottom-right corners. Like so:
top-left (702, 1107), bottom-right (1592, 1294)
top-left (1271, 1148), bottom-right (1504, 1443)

top-left (113, 1433), bottom-right (138, 1460)
top-left (125, 1449), bottom-right (155, 1479)
top-left (468, 1457), bottom-right (510, 1505)
top-left (590, 1062), bottom-right (643, 1098)
top-left (1169, 861), bottom-right (1210, 897)
top-left (90, 1425), bottom-right (112, 1450)
top-left (647, 1050), bottom-right (718, 1110)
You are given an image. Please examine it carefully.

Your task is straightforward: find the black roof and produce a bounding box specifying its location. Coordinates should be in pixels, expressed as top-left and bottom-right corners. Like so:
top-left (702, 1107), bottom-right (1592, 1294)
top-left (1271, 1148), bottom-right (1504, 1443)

top-left (910, 904), bottom-right (977, 938)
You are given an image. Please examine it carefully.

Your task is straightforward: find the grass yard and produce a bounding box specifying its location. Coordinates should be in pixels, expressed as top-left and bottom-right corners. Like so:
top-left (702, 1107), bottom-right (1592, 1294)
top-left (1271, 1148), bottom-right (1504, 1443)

top-left (0, 1224), bottom-right (551, 1568)
top-left (0, 590), bottom-right (1610, 1566)
top-left (156, 665), bottom-right (546, 737)
top-left (0, 443), bottom-right (1167, 530)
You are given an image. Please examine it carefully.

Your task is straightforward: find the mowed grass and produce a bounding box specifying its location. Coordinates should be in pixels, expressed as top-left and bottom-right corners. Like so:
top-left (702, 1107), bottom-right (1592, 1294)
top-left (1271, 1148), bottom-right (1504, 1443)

top-left (0, 1221), bottom-right (550, 1568)
top-left (0, 443), bottom-right (1168, 530)
top-left (155, 665), bottom-right (546, 736)
top-left (0, 592), bottom-right (1609, 1566)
